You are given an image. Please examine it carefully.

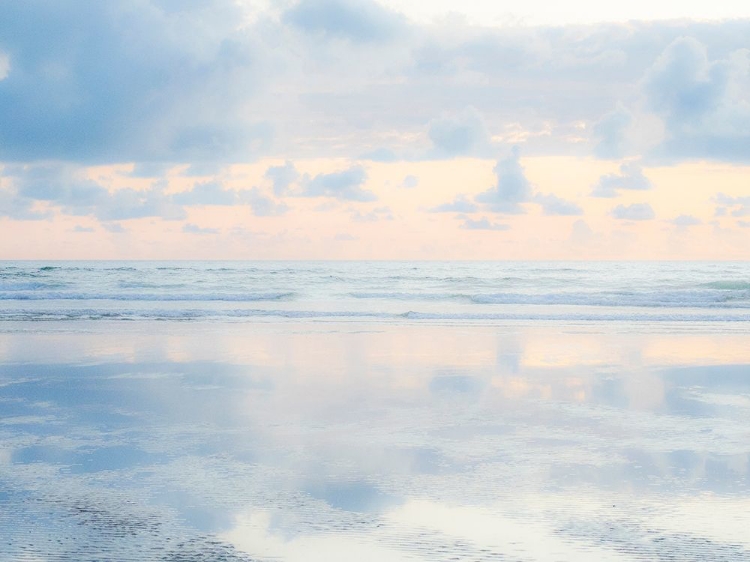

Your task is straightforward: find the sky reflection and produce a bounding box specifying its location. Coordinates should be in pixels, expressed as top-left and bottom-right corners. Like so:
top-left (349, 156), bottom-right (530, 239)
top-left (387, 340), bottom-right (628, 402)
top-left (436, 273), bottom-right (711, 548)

top-left (1, 321), bottom-right (749, 560)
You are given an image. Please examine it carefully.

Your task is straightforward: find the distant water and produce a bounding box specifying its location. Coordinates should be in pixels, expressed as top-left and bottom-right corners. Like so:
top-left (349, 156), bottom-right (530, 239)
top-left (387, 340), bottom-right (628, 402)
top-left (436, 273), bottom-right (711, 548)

top-left (2, 261), bottom-right (750, 323)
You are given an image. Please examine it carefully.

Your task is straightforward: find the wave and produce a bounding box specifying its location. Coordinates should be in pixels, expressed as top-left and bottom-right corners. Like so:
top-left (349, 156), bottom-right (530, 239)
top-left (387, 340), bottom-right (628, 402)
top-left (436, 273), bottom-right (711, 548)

top-left (1, 308), bottom-right (748, 323)
top-left (0, 291), bottom-right (296, 302)
top-left (348, 290), bottom-right (750, 308)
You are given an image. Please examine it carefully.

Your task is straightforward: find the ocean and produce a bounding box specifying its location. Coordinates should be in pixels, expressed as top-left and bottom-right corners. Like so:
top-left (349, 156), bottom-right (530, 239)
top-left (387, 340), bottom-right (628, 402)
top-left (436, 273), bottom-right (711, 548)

top-left (2, 261), bottom-right (750, 323)
top-left (1, 262), bottom-right (749, 561)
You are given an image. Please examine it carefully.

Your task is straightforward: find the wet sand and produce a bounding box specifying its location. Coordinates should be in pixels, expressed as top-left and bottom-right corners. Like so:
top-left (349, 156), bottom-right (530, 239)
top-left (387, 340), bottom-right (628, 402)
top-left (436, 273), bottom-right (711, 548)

top-left (1, 320), bottom-right (749, 561)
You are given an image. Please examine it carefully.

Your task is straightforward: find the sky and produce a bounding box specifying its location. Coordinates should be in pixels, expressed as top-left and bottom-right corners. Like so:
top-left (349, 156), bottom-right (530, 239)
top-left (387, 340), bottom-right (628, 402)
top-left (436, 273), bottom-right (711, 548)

top-left (0, 0), bottom-right (749, 259)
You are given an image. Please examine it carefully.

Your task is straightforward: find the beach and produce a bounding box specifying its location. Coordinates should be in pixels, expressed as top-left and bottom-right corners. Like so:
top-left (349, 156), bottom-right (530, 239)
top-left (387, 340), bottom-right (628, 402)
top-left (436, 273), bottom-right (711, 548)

top-left (1, 262), bottom-right (749, 560)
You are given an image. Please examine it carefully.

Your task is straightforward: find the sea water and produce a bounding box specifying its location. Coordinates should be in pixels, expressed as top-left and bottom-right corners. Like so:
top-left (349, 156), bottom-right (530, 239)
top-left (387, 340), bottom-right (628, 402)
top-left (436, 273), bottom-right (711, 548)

top-left (1, 262), bottom-right (749, 561)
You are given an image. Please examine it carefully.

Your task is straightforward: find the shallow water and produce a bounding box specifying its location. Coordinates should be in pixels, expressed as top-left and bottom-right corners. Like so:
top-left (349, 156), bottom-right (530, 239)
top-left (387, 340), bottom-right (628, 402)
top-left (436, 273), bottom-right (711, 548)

top-left (1, 319), bottom-right (749, 561)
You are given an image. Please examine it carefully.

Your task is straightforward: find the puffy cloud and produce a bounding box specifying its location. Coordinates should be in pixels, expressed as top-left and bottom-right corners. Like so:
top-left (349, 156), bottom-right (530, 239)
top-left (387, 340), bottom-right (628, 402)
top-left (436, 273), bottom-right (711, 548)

top-left (459, 216), bottom-right (509, 231)
top-left (533, 193), bottom-right (583, 216)
top-left (591, 162), bottom-right (652, 198)
top-left (0, 0), bottom-right (268, 162)
top-left (611, 202), bottom-right (655, 221)
top-left (670, 214), bottom-right (701, 226)
top-left (282, 0), bottom-right (406, 43)
top-left (299, 166), bottom-right (376, 201)
top-left (264, 161), bottom-right (300, 197)
top-left (642, 37), bottom-right (750, 163)
top-left (429, 196), bottom-right (478, 213)
top-left (428, 107), bottom-right (491, 158)
top-left (475, 147), bottom-right (532, 214)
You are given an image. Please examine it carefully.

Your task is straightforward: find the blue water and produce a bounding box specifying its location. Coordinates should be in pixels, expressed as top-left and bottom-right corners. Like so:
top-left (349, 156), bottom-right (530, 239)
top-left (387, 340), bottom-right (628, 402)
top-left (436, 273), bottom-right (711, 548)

top-left (1, 261), bottom-right (750, 322)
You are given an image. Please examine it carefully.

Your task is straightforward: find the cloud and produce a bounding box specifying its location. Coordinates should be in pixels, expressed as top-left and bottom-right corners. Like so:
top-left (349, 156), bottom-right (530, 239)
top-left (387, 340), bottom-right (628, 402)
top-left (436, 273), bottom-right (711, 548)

top-left (0, 51), bottom-right (10, 81)
top-left (459, 216), bottom-right (509, 231)
top-left (428, 107), bottom-right (491, 158)
top-left (592, 105), bottom-right (632, 159)
top-left (300, 166), bottom-right (376, 201)
top-left (611, 202), bottom-right (655, 221)
top-left (183, 223), bottom-right (219, 234)
top-left (475, 147), bottom-right (532, 214)
top-left (173, 181), bottom-right (237, 206)
top-left (591, 162), bottom-right (652, 197)
top-left (350, 206), bottom-right (393, 221)
top-left (429, 196), bottom-right (478, 213)
top-left (238, 187), bottom-right (289, 216)
top-left (264, 161), bottom-right (300, 197)
top-left (72, 225), bottom-right (95, 232)
top-left (533, 193), bottom-right (583, 216)
top-left (642, 36), bottom-right (750, 163)
top-left (0, 0), bottom-right (269, 162)
top-left (401, 175), bottom-right (419, 188)
top-left (738, 220), bottom-right (750, 228)
top-left (282, 0), bottom-right (406, 43)
top-left (714, 193), bottom-right (750, 217)
top-left (334, 232), bottom-right (358, 240)
top-left (670, 214), bottom-right (701, 226)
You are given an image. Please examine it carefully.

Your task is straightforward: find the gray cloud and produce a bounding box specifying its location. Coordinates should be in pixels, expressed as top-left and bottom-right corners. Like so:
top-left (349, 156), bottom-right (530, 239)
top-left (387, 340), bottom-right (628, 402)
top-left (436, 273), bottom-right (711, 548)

top-left (611, 202), bottom-right (655, 221)
top-left (591, 162), bottom-right (652, 197)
